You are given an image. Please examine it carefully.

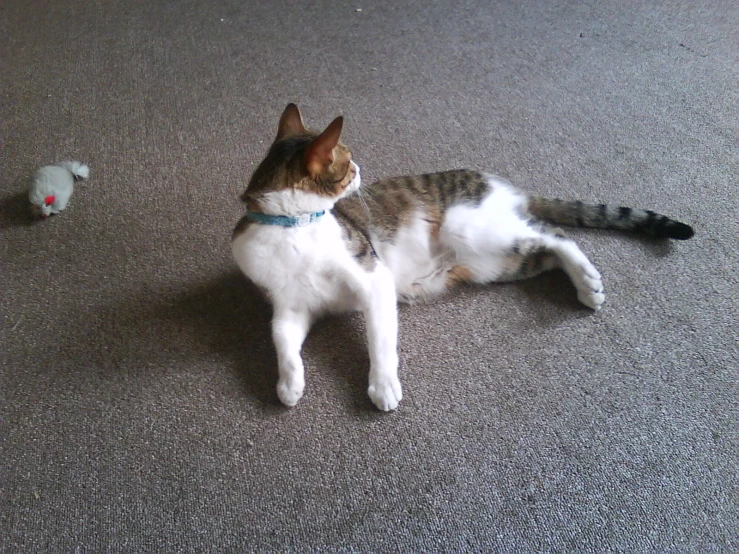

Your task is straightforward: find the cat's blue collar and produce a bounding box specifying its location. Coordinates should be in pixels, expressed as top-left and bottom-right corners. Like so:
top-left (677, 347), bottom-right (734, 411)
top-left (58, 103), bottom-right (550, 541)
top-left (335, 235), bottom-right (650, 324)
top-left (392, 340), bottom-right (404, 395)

top-left (246, 210), bottom-right (326, 228)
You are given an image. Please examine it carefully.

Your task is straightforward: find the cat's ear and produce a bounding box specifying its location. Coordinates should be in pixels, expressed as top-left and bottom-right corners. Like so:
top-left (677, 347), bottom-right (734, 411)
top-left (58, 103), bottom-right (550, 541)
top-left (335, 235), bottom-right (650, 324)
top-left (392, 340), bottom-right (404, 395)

top-left (276, 103), bottom-right (308, 140)
top-left (304, 116), bottom-right (343, 179)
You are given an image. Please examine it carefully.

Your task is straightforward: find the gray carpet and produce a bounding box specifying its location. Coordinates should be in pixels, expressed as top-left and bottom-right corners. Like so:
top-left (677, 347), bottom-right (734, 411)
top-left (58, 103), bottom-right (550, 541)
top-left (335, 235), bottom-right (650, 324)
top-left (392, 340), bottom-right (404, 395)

top-left (2, 0), bottom-right (736, 551)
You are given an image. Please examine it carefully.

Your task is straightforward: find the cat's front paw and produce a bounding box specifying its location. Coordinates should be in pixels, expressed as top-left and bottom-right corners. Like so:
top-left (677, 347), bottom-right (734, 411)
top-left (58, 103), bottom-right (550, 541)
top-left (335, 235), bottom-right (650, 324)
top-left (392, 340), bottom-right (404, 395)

top-left (368, 376), bottom-right (403, 411)
top-left (277, 377), bottom-right (305, 407)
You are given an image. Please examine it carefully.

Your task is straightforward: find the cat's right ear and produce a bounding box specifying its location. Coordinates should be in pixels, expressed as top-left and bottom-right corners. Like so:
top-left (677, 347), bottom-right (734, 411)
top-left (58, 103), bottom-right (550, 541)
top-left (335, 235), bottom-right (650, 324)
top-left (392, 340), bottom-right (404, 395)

top-left (275, 103), bottom-right (308, 141)
top-left (304, 116), bottom-right (343, 180)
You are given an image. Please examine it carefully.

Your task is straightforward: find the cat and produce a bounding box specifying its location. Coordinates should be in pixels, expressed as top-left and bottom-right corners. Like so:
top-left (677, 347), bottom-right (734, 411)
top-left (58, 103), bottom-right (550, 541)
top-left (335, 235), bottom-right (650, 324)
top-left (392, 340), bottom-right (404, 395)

top-left (231, 104), bottom-right (694, 411)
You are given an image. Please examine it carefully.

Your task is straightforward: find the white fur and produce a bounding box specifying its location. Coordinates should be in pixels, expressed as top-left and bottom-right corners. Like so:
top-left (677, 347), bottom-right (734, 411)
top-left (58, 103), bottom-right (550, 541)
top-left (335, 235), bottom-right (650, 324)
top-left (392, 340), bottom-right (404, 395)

top-left (343, 162), bottom-right (362, 196)
top-left (260, 189), bottom-right (336, 217)
top-left (371, 182), bottom-right (544, 302)
top-left (368, 178), bottom-right (542, 302)
top-left (233, 171), bottom-right (604, 410)
top-left (260, 162), bottom-right (362, 216)
top-left (372, 210), bottom-right (449, 301)
top-left (232, 165), bottom-right (401, 411)
top-left (439, 178), bottom-right (540, 281)
top-left (374, 175), bottom-right (604, 308)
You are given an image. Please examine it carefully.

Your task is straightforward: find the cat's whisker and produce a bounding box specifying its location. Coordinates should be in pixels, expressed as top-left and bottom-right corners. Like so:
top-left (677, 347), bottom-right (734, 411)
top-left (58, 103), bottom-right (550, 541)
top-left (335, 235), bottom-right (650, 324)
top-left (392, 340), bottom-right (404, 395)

top-left (356, 189), bottom-right (372, 221)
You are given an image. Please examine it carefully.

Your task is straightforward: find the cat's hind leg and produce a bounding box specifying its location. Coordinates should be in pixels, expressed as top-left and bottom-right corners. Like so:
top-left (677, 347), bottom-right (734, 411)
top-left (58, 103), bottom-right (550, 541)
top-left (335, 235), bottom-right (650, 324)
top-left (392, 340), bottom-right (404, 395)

top-left (539, 235), bottom-right (605, 310)
top-left (447, 233), bottom-right (605, 310)
top-left (490, 233), bottom-right (605, 309)
top-left (440, 193), bottom-right (605, 309)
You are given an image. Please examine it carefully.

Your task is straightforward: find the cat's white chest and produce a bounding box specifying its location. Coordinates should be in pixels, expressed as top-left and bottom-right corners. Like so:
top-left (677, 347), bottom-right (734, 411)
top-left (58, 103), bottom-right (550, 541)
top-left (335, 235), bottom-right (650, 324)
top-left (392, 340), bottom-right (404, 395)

top-left (232, 215), bottom-right (359, 313)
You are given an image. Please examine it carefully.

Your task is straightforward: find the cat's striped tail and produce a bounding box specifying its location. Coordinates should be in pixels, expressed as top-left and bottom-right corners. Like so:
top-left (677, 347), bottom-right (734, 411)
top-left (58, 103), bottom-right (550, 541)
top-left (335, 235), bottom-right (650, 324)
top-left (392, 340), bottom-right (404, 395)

top-left (527, 197), bottom-right (694, 240)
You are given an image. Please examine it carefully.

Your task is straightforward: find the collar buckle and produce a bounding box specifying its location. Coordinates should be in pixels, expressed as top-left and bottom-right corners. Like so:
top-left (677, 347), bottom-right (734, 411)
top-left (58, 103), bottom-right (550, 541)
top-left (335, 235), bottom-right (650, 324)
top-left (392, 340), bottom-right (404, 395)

top-left (297, 213), bottom-right (312, 227)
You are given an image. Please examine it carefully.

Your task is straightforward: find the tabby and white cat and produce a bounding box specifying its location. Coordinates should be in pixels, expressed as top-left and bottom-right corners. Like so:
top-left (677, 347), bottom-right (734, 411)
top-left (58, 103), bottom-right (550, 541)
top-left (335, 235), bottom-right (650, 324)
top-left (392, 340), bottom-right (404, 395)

top-left (232, 104), bottom-right (693, 411)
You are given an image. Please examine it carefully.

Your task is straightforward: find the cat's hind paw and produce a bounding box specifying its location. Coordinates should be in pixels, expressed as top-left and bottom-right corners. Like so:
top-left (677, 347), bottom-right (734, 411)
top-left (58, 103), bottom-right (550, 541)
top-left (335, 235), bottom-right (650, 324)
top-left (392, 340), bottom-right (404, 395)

top-left (577, 288), bottom-right (606, 310)
top-left (552, 241), bottom-right (605, 310)
top-left (574, 270), bottom-right (605, 310)
top-left (277, 377), bottom-right (305, 407)
top-left (571, 262), bottom-right (605, 310)
top-left (368, 376), bottom-right (403, 411)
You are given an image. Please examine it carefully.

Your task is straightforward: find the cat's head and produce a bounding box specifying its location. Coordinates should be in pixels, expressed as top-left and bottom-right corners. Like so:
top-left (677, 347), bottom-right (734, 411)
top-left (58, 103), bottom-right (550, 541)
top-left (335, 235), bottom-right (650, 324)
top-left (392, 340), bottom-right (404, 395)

top-left (241, 104), bottom-right (361, 216)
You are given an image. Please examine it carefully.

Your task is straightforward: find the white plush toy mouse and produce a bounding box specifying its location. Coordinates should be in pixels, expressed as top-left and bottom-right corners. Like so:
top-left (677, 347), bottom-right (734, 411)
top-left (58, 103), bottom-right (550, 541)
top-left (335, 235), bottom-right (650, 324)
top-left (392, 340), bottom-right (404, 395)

top-left (29, 160), bottom-right (89, 218)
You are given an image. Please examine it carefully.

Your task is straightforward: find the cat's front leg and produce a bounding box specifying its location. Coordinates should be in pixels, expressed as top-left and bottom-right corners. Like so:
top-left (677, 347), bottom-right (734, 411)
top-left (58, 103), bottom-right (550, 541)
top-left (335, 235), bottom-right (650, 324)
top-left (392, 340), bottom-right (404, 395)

top-left (272, 308), bottom-right (312, 407)
top-left (364, 265), bottom-right (402, 411)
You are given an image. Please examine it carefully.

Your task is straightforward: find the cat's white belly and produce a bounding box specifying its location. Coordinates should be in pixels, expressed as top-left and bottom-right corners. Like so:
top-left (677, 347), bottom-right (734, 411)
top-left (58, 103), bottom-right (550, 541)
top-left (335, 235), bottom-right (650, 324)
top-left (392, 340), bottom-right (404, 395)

top-left (371, 210), bottom-right (450, 301)
top-left (440, 179), bottom-right (539, 280)
top-left (372, 177), bottom-right (539, 300)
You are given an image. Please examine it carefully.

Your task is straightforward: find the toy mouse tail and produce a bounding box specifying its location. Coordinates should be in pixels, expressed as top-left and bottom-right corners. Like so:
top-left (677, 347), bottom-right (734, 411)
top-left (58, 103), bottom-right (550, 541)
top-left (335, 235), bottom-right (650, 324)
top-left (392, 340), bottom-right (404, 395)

top-left (59, 161), bottom-right (90, 181)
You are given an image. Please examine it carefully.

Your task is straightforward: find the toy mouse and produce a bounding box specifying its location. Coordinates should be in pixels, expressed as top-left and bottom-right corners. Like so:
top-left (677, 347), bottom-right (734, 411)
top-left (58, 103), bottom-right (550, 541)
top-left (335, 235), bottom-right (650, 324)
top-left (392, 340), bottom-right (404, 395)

top-left (29, 160), bottom-right (89, 218)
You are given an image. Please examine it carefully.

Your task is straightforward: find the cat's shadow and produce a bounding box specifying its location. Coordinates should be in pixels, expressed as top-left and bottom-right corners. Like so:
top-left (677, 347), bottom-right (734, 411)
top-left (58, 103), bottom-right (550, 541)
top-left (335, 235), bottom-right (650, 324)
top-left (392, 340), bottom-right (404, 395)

top-left (74, 271), bottom-right (371, 409)
top-left (81, 272), bottom-right (280, 406)
top-left (512, 269), bottom-right (588, 318)
top-left (627, 233), bottom-right (678, 257)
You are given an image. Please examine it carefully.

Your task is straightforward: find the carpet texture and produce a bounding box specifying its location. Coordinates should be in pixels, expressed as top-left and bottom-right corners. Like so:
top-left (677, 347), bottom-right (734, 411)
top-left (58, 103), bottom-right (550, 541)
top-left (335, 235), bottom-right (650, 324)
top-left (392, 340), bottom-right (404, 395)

top-left (2, 1), bottom-right (736, 551)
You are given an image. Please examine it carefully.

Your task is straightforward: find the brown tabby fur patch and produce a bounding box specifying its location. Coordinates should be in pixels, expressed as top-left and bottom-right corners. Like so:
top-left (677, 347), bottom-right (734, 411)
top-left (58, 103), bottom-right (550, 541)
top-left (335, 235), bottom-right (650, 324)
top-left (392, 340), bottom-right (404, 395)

top-left (337, 170), bottom-right (490, 244)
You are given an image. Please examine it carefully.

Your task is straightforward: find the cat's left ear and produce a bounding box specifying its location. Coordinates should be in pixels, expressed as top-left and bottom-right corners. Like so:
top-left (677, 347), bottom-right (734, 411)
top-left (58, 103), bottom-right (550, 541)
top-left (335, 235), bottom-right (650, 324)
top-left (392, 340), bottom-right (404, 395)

top-left (304, 116), bottom-right (343, 179)
top-left (276, 103), bottom-right (308, 141)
